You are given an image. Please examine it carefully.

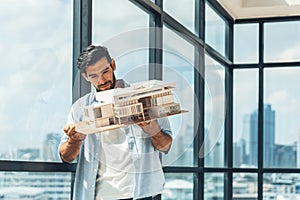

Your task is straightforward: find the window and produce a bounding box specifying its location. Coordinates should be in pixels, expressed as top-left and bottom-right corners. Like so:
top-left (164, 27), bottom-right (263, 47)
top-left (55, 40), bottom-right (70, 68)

top-left (164, 0), bottom-right (195, 35)
top-left (233, 69), bottom-right (259, 168)
top-left (264, 67), bottom-right (300, 168)
top-left (204, 173), bottom-right (224, 199)
top-left (265, 21), bottom-right (300, 62)
top-left (0, 0), bottom-right (74, 198)
top-left (0, 0), bottom-right (73, 162)
top-left (234, 24), bottom-right (259, 64)
top-left (162, 26), bottom-right (195, 167)
top-left (0, 172), bottom-right (72, 199)
top-left (204, 55), bottom-right (225, 168)
top-left (205, 3), bottom-right (227, 57)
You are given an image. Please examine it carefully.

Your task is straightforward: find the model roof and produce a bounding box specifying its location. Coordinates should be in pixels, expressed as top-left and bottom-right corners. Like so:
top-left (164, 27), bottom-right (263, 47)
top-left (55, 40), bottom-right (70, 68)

top-left (95, 80), bottom-right (176, 104)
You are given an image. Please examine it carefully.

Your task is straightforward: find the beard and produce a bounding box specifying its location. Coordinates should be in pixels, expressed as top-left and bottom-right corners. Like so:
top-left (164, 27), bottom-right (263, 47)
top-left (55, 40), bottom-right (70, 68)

top-left (96, 73), bottom-right (116, 92)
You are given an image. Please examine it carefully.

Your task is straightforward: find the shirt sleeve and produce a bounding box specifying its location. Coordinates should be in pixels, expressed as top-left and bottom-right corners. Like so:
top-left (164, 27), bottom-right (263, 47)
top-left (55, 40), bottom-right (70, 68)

top-left (58, 96), bottom-right (86, 161)
top-left (157, 117), bottom-right (174, 139)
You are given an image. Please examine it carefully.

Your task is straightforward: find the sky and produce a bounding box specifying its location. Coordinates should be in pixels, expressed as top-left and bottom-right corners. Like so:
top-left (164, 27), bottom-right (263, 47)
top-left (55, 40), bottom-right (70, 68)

top-left (0, 0), bottom-right (300, 162)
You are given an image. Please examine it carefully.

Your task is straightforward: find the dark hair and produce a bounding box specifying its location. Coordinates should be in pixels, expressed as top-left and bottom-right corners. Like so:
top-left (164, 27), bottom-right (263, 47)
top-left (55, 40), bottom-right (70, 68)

top-left (77, 45), bottom-right (112, 73)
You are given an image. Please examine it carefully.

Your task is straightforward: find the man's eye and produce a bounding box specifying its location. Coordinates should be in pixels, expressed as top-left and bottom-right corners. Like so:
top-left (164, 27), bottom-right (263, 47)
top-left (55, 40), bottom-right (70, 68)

top-left (89, 75), bottom-right (97, 79)
top-left (103, 70), bottom-right (108, 74)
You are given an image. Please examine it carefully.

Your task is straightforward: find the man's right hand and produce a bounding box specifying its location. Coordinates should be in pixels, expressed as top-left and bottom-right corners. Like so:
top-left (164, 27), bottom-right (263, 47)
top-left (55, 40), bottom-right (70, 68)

top-left (60, 124), bottom-right (86, 162)
top-left (64, 124), bottom-right (86, 144)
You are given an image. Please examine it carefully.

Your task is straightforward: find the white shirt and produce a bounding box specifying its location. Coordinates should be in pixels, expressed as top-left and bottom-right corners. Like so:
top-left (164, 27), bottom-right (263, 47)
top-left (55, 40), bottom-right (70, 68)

top-left (95, 128), bottom-right (135, 200)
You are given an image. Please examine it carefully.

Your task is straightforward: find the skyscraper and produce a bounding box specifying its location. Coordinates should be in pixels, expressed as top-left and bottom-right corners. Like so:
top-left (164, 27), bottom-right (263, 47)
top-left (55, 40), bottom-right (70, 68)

top-left (43, 133), bottom-right (62, 162)
top-left (241, 104), bottom-right (275, 167)
top-left (263, 104), bottom-right (275, 167)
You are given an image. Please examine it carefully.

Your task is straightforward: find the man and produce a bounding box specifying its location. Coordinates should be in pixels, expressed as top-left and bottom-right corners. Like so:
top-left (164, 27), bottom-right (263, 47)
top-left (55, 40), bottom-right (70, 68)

top-left (59, 45), bottom-right (173, 200)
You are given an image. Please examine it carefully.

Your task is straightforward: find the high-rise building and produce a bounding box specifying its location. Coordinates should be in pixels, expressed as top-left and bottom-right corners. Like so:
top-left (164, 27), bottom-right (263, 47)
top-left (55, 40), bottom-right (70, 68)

top-left (263, 104), bottom-right (275, 167)
top-left (241, 104), bottom-right (275, 167)
top-left (275, 143), bottom-right (297, 168)
top-left (242, 113), bottom-right (258, 166)
top-left (234, 139), bottom-right (246, 167)
top-left (43, 133), bottom-right (62, 162)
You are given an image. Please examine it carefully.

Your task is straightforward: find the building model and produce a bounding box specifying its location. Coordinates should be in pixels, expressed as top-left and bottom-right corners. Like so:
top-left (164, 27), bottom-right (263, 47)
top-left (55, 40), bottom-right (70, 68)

top-left (75, 80), bottom-right (186, 134)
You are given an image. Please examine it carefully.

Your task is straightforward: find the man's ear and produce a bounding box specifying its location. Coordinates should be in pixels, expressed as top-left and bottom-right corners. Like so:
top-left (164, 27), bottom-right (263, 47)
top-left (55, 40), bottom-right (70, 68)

top-left (82, 73), bottom-right (89, 82)
top-left (111, 59), bottom-right (116, 71)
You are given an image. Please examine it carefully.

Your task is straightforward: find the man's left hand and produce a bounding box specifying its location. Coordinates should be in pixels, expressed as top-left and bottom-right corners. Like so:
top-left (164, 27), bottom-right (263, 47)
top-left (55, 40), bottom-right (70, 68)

top-left (138, 120), bottom-right (161, 136)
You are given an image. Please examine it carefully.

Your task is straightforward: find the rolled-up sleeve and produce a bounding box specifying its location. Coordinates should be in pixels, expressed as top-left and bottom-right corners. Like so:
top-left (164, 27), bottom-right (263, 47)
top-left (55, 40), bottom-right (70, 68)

top-left (58, 97), bottom-right (85, 162)
top-left (158, 117), bottom-right (173, 139)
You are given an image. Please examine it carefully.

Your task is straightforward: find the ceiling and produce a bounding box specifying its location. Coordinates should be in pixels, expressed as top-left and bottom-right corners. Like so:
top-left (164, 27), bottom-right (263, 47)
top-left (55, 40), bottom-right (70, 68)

top-left (217, 0), bottom-right (300, 19)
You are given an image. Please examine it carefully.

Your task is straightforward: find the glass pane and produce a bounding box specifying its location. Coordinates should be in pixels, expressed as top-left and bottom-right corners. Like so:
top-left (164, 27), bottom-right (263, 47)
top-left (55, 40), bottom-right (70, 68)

top-left (233, 173), bottom-right (257, 199)
top-left (162, 173), bottom-right (193, 200)
top-left (264, 173), bottom-right (300, 199)
top-left (205, 3), bottom-right (227, 57)
top-left (0, 0), bottom-right (73, 161)
top-left (164, 0), bottom-right (195, 35)
top-left (265, 21), bottom-right (300, 62)
top-left (0, 172), bottom-right (72, 199)
top-left (92, 0), bottom-right (149, 83)
top-left (162, 27), bottom-right (196, 167)
top-left (204, 173), bottom-right (224, 199)
top-left (233, 69), bottom-right (258, 168)
top-left (264, 67), bottom-right (300, 168)
top-left (204, 55), bottom-right (225, 167)
top-left (234, 24), bottom-right (259, 64)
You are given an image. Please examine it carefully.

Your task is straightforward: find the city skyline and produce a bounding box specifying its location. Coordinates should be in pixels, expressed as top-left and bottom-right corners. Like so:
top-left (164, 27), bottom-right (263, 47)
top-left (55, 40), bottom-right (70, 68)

top-left (234, 103), bottom-right (298, 168)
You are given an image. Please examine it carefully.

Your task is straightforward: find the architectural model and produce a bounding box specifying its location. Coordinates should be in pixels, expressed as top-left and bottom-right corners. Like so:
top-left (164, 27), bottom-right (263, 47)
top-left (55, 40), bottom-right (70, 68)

top-left (75, 80), bottom-right (187, 134)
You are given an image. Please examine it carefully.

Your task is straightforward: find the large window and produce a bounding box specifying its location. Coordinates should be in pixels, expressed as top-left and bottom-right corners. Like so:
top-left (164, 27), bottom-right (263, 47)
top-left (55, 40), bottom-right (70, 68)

top-left (0, 0), bottom-right (73, 162)
top-left (234, 18), bottom-right (300, 199)
top-left (0, 0), bottom-right (73, 198)
top-left (162, 26), bottom-right (195, 167)
top-left (205, 3), bottom-right (227, 57)
top-left (233, 69), bottom-right (258, 168)
top-left (234, 24), bottom-right (259, 64)
top-left (163, 0), bottom-right (195, 35)
top-left (264, 67), bottom-right (300, 168)
top-left (2, 0), bottom-right (300, 200)
top-left (204, 55), bottom-right (225, 168)
top-left (264, 21), bottom-right (300, 62)
top-left (0, 172), bottom-right (72, 199)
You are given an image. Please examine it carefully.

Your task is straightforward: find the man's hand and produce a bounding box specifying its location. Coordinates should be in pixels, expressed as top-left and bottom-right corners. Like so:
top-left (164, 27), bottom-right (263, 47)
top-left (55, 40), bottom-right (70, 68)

top-left (138, 120), bottom-right (172, 153)
top-left (64, 124), bottom-right (86, 144)
top-left (59, 124), bottom-right (86, 162)
top-left (138, 120), bottom-right (161, 136)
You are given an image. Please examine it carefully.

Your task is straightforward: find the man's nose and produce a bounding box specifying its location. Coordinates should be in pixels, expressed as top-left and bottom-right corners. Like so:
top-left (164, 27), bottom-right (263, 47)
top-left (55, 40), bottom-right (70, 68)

top-left (97, 75), bottom-right (106, 84)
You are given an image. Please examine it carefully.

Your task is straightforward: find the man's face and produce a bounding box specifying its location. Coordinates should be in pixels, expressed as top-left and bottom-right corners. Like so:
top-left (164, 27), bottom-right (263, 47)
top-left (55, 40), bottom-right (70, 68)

top-left (83, 57), bottom-right (116, 91)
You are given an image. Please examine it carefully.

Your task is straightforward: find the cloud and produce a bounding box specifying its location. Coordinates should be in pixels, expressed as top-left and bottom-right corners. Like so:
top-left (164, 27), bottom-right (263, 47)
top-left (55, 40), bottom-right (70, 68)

top-left (267, 90), bottom-right (298, 113)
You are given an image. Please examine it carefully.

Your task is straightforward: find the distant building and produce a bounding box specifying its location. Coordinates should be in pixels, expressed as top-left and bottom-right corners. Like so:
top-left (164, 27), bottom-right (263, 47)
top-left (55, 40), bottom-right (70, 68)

top-left (242, 113), bottom-right (257, 166)
top-left (16, 148), bottom-right (40, 160)
top-left (165, 124), bottom-right (193, 166)
top-left (0, 171), bottom-right (71, 200)
top-left (43, 133), bottom-right (62, 162)
top-left (234, 139), bottom-right (246, 167)
top-left (240, 104), bottom-right (275, 167)
top-left (274, 143), bottom-right (297, 168)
